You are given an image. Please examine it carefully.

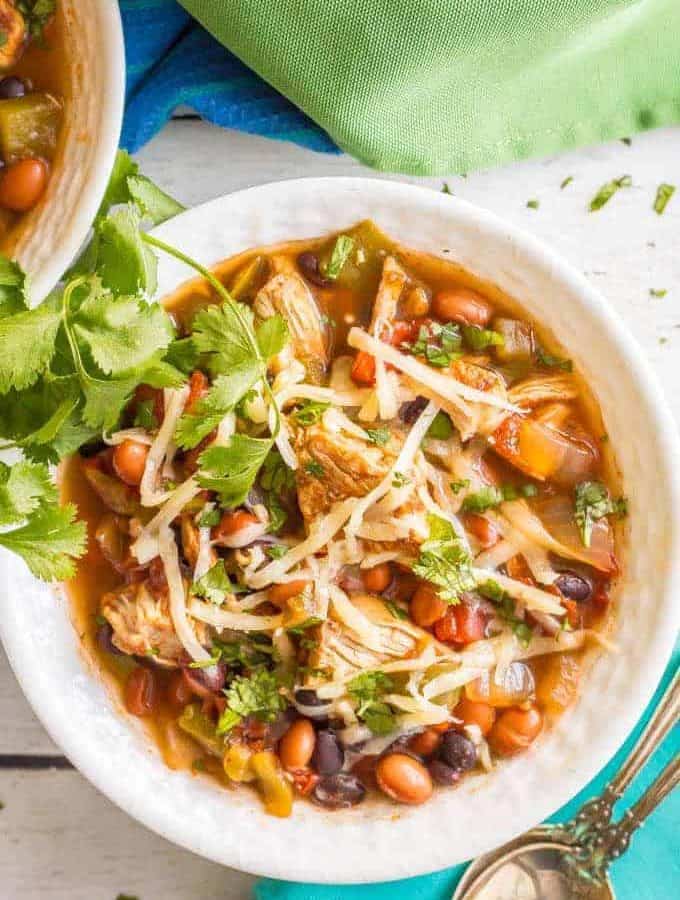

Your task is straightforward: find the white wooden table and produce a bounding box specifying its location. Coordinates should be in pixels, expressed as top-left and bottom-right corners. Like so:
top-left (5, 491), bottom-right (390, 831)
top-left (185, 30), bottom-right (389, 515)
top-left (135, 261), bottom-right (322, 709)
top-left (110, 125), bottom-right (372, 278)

top-left (2, 118), bottom-right (679, 899)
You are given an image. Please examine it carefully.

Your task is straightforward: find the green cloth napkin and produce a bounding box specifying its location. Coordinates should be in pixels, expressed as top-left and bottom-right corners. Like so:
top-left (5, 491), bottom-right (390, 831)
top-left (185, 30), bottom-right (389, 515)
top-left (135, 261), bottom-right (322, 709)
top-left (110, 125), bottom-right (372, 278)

top-left (181, 0), bottom-right (680, 174)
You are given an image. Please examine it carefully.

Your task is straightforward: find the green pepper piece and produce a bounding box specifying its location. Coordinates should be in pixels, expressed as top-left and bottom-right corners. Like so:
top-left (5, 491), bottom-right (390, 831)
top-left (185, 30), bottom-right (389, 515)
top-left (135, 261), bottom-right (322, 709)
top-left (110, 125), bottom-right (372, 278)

top-left (178, 702), bottom-right (224, 756)
top-left (0, 93), bottom-right (62, 164)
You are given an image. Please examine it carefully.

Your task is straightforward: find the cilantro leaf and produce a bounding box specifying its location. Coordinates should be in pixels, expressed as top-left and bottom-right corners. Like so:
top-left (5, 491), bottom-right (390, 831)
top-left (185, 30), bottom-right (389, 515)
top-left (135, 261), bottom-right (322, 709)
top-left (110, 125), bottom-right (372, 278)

top-left (304, 460), bottom-right (324, 478)
top-left (0, 292), bottom-right (61, 393)
top-left (191, 301), bottom-right (258, 376)
top-left (426, 411), bottom-right (453, 440)
top-left (126, 174), bottom-right (186, 225)
top-left (407, 321), bottom-right (462, 368)
top-left (0, 461), bottom-right (56, 526)
top-left (292, 400), bottom-right (330, 427)
top-left (653, 183), bottom-right (675, 215)
top-left (365, 426), bottom-right (391, 446)
top-left (164, 336), bottom-right (199, 374)
top-left (72, 291), bottom-right (175, 375)
top-left (412, 513), bottom-right (475, 603)
top-left (191, 560), bottom-right (235, 604)
top-left (97, 149), bottom-right (139, 218)
top-left (461, 485), bottom-right (503, 513)
top-left (535, 346), bottom-right (573, 372)
top-left (16, 0), bottom-right (56, 40)
top-left (198, 435), bottom-right (272, 507)
top-left (450, 478), bottom-right (470, 494)
top-left (217, 670), bottom-right (287, 734)
top-left (255, 314), bottom-right (289, 360)
top-left (322, 235), bottom-right (355, 280)
top-left (462, 325), bottom-right (504, 351)
top-left (95, 206), bottom-right (158, 297)
top-left (174, 362), bottom-right (263, 449)
top-left (133, 399), bottom-right (157, 431)
top-left (574, 481), bottom-right (627, 547)
top-left (0, 503), bottom-right (86, 580)
top-left (347, 671), bottom-right (396, 735)
top-left (0, 255), bottom-right (28, 316)
top-left (589, 175), bottom-right (631, 212)
top-left (259, 448), bottom-right (295, 533)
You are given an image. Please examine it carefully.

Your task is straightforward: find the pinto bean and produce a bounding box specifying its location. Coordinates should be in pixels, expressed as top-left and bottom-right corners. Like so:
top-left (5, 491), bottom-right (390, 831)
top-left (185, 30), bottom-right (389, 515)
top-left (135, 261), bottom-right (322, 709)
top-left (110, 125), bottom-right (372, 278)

top-left (375, 753), bottom-right (433, 805)
top-left (432, 287), bottom-right (493, 327)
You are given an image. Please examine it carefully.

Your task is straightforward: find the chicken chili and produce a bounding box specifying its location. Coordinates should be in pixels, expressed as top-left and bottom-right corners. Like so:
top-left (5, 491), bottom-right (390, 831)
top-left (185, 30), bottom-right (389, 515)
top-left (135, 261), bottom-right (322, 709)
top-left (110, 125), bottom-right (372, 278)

top-left (0, 1), bottom-right (63, 247)
top-left (59, 219), bottom-right (624, 817)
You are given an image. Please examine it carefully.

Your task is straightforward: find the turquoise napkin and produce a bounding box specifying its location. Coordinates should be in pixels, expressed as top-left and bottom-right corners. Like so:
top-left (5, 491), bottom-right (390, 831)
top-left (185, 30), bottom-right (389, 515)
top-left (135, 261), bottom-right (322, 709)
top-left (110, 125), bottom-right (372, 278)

top-left (256, 654), bottom-right (679, 900)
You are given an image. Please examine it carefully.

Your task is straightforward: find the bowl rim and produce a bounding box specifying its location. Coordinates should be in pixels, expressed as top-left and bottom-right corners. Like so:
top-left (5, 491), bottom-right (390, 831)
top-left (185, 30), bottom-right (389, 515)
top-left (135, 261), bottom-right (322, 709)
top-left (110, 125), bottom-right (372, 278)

top-left (18, 0), bottom-right (126, 302)
top-left (2, 176), bottom-right (679, 883)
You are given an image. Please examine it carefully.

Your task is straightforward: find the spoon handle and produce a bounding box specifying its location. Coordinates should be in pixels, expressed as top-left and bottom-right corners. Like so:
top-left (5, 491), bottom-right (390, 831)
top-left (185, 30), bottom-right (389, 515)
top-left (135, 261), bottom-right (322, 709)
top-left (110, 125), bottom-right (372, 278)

top-left (573, 752), bottom-right (680, 885)
top-left (568, 668), bottom-right (679, 837)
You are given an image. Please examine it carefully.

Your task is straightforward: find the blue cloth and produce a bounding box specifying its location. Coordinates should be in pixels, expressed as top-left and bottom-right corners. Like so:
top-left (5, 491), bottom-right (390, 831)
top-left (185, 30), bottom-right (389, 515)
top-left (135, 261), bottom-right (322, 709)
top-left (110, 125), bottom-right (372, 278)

top-left (256, 654), bottom-right (679, 900)
top-left (119, 0), bottom-right (337, 154)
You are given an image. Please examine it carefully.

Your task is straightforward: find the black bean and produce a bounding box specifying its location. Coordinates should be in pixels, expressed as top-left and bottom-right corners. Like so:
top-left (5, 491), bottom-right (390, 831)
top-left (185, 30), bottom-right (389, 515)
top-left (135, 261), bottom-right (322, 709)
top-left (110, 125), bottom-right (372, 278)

top-left (555, 571), bottom-right (592, 603)
top-left (313, 773), bottom-right (366, 809)
top-left (399, 396), bottom-right (428, 424)
top-left (95, 622), bottom-right (123, 656)
top-left (428, 759), bottom-right (461, 786)
top-left (294, 688), bottom-right (325, 707)
top-left (266, 707), bottom-right (298, 743)
top-left (0, 77), bottom-right (27, 99)
top-left (297, 252), bottom-right (332, 288)
top-left (439, 731), bottom-right (477, 772)
top-left (182, 662), bottom-right (227, 694)
top-left (311, 729), bottom-right (344, 775)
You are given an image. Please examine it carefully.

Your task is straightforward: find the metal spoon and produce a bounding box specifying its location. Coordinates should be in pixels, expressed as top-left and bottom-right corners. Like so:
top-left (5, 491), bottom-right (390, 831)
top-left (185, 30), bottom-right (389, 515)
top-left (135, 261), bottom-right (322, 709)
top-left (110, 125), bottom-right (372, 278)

top-left (454, 670), bottom-right (679, 899)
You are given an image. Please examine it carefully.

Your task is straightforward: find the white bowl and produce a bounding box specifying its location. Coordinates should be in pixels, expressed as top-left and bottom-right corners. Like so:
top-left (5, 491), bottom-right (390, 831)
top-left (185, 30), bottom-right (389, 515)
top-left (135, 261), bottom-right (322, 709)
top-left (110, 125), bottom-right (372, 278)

top-left (1, 178), bottom-right (678, 883)
top-left (11, 0), bottom-right (125, 303)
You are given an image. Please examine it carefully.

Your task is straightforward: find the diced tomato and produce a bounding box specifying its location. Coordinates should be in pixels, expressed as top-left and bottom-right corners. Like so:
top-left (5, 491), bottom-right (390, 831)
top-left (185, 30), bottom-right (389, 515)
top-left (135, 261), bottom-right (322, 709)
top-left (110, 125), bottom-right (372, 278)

top-left (562, 598), bottom-right (581, 629)
top-left (434, 603), bottom-right (487, 646)
top-left (464, 513), bottom-right (500, 549)
top-left (387, 320), bottom-right (419, 347)
top-left (351, 350), bottom-right (376, 385)
top-left (187, 370), bottom-right (209, 411)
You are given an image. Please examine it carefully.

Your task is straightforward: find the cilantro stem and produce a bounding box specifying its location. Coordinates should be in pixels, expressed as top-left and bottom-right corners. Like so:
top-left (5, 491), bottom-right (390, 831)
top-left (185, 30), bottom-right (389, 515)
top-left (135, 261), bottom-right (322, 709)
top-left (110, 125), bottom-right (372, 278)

top-left (141, 232), bottom-right (282, 438)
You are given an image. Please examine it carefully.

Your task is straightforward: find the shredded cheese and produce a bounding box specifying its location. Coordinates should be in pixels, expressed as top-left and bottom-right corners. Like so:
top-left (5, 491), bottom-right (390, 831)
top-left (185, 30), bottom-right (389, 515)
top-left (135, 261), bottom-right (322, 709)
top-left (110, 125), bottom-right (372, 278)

top-left (132, 476), bottom-right (201, 564)
top-left (347, 327), bottom-right (521, 413)
top-left (472, 567), bottom-right (564, 615)
top-left (158, 526), bottom-right (213, 664)
top-left (139, 385), bottom-right (189, 507)
top-left (188, 599), bottom-right (283, 632)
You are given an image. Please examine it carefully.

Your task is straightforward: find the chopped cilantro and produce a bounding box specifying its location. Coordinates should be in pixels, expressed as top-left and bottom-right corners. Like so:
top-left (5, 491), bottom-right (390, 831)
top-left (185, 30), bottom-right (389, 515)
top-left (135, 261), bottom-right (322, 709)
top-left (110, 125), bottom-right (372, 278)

top-left (560, 176), bottom-right (574, 190)
top-left (589, 175), bottom-right (631, 212)
top-left (574, 481), bottom-right (627, 547)
top-left (441, 182), bottom-right (453, 195)
top-left (190, 560), bottom-right (235, 604)
top-left (461, 485), bottom-right (503, 513)
top-left (450, 478), bottom-right (470, 495)
top-left (286, 616), bottom-right (322, 635)
top-left (365, 426), bottom-right (391, 446)
top-left (412, 513), bottom-right (475, 604)
top-left (217, 669), bottom-right (288, 734)
top-left (347, 671), bottom-right (396, 735)
top-left (650, 289), bottom-right (668, 298)
top-left (292, 400), bottom-right (330, 426)
top-left (535, 346), bottom-right (573, 372)
top-left (526, 199), bottom-right (540, 210)
top-left (478, 580), bottom-right (533, 646)
top-left (392, 472), bottom-right (409, 488)
top-left (426, 411), bottom-right (453, 440)
top-left (198, 507), bottom-right (221, 528)
top-left (265, 544), bottom-right (288, 560)
top-left (304, 460), bottom-right (325, 478)
top-left (621, 137), bottom-right (632, 146)
top-left (653, 183), bottom-right (675, 215)
top-left (259, 449), bottom-right (295, 533)
top-left (462, 325), bottom-right (504, 352)
top-left (323, 235), bottom-right (355, 280)
top-left (384, 599), bottom-right (408, 620)
top-left (407, 321), bottom-right (462, 368)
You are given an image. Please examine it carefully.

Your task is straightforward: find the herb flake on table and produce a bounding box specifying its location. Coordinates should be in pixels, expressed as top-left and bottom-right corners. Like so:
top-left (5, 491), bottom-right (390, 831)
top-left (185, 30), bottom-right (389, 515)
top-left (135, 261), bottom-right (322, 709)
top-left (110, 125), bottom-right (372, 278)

top-left (653, 183), bottom-right (676, 215)
top-left (526, 199), bottom-right (539, 210)
top-left (649, 288), bottom-right (668, 298)
top-left (589, 175), bottom-right (632, 212)
top-left (560, 176), bottom-right (574, 190)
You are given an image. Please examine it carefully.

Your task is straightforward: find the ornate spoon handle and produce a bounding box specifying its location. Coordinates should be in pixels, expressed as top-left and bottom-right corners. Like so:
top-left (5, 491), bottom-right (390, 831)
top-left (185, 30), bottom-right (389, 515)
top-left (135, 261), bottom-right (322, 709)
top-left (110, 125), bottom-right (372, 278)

top-left (568, 752), bottom-right (680, 887)
top-left (567, 669), bottom-right (679, 838)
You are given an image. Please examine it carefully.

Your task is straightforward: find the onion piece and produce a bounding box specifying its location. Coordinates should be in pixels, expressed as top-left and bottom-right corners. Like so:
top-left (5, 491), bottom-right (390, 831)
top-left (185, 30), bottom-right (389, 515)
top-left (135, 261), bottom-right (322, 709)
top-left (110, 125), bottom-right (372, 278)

top-left (501, 497), bottom-right (616, 574)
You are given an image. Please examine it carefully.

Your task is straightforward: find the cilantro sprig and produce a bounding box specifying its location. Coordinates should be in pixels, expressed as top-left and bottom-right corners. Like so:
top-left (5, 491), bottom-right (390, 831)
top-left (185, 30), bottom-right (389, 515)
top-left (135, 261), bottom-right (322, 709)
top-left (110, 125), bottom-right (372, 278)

top-left (412, 513), bottom-right (475, 604)
top-left (217, 669), bottom-right (288, 734)
top-left (574, 481), bottom-right (627, 546)
top-left (347, 671), bottom-right (396, 735)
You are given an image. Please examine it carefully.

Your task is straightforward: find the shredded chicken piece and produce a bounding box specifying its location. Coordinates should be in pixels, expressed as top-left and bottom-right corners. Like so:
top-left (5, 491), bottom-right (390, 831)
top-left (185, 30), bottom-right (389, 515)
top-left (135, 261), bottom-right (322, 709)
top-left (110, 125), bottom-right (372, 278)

top-left (508, 374), bottom-right (578, 409)
top-left (254, 272), bottom-right (328, 383)
top-left (102, 581), bottom-right (209, 667)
